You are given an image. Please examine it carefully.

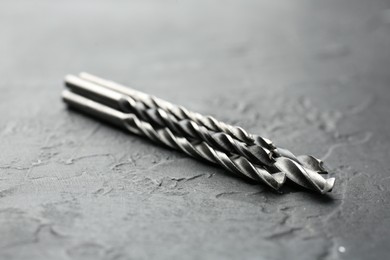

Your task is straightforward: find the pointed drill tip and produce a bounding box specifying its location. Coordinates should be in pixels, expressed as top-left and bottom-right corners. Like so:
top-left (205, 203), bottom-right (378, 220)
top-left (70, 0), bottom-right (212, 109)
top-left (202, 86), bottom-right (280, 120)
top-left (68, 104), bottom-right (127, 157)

top-left (325, 177), bottom-right (336, 192)
top-left (317, 177), bottom-right (336, 194)
top-left (273, 172), bottom-right (286, 190)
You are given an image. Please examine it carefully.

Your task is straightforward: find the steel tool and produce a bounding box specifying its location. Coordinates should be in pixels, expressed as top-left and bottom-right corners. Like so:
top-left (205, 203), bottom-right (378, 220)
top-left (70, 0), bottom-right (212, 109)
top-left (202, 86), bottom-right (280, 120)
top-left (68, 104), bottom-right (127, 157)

top-left (64, 73), bottom-right (335, 193)
top-left (62, 90), bottom-right (286, 190)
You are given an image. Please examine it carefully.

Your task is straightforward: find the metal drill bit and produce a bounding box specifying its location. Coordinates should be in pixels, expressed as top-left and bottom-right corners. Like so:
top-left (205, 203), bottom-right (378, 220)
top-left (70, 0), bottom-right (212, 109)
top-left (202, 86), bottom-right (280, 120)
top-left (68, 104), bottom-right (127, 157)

top-left (65, 75), bottom-right (274, 167)
top-left (65, 75), bottom-right (334, 193)
top-left (78, 73), bottom-right (323, 169)
top-left (62, 90), bottom-right (286, 190)
top-left (76, 73), bottom-right (335, 193)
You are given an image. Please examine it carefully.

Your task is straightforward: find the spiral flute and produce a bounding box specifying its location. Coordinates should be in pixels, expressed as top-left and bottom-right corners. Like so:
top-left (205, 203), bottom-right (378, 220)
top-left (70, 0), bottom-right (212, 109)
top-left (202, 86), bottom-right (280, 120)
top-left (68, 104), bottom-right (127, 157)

top-left (65, 75), bottom-right (275, 168)
top-left (78, 73), bottom-right (321, 167)
top-left (74, 73), bottom-right (335, 193)
top-left (62, 90), bottom-right (286, 190)
top-left (66, 76), bottom-right (334, 192)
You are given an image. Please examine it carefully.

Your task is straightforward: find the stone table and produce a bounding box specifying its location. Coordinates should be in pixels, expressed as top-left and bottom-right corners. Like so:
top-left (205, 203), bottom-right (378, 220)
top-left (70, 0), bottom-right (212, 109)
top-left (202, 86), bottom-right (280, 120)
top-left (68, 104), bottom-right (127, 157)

top-left (0, 0), bottom-right (389, 259)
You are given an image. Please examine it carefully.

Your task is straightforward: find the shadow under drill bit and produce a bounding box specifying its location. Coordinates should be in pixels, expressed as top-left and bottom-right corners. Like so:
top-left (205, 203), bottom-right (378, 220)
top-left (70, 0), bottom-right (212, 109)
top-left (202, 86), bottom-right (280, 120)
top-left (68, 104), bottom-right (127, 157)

top-left (64, 105), bottom-right (336, 203)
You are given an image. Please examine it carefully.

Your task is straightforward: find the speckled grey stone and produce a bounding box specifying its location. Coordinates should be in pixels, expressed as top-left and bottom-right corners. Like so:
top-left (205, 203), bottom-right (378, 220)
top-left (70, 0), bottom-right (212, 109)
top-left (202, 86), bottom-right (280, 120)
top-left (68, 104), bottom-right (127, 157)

top-left (0, 0), bottom-right (389, 259)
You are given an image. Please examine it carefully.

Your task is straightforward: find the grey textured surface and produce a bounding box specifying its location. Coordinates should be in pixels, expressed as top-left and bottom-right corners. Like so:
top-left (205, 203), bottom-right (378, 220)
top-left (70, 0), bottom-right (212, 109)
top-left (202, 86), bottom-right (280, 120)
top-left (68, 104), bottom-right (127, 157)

top-left (1, 0), bottom-right (390, 259)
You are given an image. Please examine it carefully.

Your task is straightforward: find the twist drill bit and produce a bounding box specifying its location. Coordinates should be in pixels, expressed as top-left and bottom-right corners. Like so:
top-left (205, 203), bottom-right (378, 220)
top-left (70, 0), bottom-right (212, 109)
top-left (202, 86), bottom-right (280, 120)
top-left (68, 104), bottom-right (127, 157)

top-left (62, 90), bottom-right (286, 190)
top-left (78, 73), bottom-right (322, 169)
top-left (65, 75), bottom-right (274, 168)
top-left (76, 73), bottom-right (335, 193)
top-left (66, 75), bottom-right (334, 192)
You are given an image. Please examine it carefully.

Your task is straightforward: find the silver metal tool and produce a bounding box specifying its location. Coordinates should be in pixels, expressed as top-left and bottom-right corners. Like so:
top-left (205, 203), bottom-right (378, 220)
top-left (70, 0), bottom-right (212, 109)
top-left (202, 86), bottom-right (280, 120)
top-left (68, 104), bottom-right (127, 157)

top-left (78, 73), bottom-right (324, 170)
top-left (65, 76), bottom-right (275, 167)
top-left (62, 90), bottom-right (286, 190)
top-left (72, 73), bottom-right (335, 193)
top-left (65, 75), bottom-right (335, 193)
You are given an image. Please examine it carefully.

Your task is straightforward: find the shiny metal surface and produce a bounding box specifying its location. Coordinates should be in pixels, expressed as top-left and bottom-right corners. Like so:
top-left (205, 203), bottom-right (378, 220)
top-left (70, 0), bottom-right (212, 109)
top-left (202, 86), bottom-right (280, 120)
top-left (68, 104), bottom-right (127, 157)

top-left (62, 90), bottom-right (286, 190)
top-left (69, 73), bottom-right (335, 193)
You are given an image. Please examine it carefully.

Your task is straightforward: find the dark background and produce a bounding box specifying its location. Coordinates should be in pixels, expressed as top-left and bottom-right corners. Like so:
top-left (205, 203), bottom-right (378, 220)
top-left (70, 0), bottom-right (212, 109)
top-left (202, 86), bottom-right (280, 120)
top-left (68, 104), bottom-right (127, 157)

top-left (1, 0), bottom-right (390, 259)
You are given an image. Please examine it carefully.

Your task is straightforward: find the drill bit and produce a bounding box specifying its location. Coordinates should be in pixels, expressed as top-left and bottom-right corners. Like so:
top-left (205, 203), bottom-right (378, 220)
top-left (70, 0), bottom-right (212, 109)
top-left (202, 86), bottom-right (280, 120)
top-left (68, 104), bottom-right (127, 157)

top-left (76, 73), bottom-right (335, 193)
top-left (78, 73), bottom-right (323, 169)
top-left (65, 75), bottom-right (274, 167)
top-left (65, 75), bottom-right (334, 193)
top-left (62, 90), bottom-right (286, 190)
